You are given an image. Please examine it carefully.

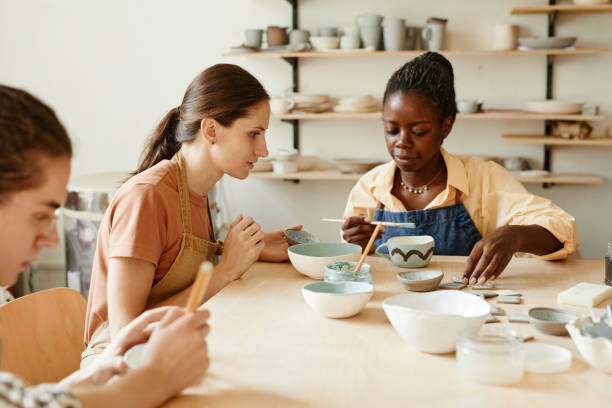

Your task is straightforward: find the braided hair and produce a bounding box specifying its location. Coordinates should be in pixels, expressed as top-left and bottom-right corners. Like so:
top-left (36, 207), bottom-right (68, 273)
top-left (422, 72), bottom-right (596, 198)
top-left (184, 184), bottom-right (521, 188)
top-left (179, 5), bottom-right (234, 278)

top-left (383, 52), bottom-right (456, 123)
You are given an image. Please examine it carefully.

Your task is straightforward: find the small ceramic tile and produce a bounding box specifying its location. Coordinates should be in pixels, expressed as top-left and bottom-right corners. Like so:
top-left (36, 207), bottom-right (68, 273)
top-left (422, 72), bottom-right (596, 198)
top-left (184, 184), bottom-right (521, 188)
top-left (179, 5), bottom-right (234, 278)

top-left (471, 282), bottom-right (494, 290)
top-left (452, 276), bottom-right (465, 283)
top-left (440, 282), bottom-right (466, 290)
top-left (490, 306), bottom-right (505, 316)
top-left (508, 314), bottom-right (530, 323)
top-left (497, 295), bottom-right (522, 304)
top-left (485, 314), bottom-right (500, 323)
top-left (469, 290), bottom-right (498, 298)
top-left (497, 290), bottom-right (522, 297)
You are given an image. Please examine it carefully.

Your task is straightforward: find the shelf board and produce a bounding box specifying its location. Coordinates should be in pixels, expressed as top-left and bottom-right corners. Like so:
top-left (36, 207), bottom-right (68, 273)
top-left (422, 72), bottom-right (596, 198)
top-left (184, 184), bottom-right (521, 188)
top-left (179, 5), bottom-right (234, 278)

top-left (272, 111), bottom-right (606, 121)
top-left (511, 4), bottom-right (612, 14)
top-left (249, 170), bottom-right (361, 181)
top-left (225, 49), bottom-right (609, 58)
top-left (249, 170), bottom-right (603, 185)
top-left (503, 134), bottom-right (612, 146)
top-left (516, 174), bottom-right (604, 184)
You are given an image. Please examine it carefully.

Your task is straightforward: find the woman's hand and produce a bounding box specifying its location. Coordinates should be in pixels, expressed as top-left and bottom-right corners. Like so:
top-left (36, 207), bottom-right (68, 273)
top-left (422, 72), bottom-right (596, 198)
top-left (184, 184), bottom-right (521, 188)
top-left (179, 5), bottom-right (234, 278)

top-left (63, 306), bottom-right (185, 387)
top-left (218, 214), bottom-right (265, 280)
top-left (139, 308), bottom-right (211, 401)
top-left (462, 226), bottom-right (521, 284)
top-left (463, 225), bottom-right (563, 284)
top-left (341, 217), bottom-right (385, 253)
top-left (259, 224), bottom-right (303, 262)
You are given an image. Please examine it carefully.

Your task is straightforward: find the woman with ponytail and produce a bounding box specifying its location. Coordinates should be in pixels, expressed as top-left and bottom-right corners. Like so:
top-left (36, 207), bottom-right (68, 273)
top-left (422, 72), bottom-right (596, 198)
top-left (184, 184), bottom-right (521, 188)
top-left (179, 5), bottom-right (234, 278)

top-left (82, 64), bottom-right (292, 365)
top-left (341, 52), bottom-right (578, 285)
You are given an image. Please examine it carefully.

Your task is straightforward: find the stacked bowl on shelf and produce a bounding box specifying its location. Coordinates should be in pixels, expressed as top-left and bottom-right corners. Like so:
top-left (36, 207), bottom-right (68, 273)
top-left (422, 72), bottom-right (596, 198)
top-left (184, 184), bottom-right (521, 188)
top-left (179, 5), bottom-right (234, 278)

top-left (333, 95), bottom-right (380, 113)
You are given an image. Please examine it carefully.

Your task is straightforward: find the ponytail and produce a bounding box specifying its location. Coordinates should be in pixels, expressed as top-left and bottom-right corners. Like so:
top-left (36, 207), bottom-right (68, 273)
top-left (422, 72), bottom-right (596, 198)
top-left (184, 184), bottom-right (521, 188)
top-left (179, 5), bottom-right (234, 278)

top-left (133, 107), bottom-right (182, 176)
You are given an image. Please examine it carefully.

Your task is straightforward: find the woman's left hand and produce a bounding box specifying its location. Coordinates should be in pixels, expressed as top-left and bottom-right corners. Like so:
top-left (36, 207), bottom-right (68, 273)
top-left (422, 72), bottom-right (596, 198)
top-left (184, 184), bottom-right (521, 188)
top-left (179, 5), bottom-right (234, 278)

top-left (462, 226), bottom-right (521, 285)
top-left (259, 224), bottom-right (303, 262)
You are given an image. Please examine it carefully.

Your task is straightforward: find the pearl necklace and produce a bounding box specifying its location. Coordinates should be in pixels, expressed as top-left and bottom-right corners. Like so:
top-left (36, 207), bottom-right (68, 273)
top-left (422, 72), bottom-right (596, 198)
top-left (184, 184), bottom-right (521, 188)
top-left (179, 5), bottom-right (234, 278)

top-left (399, 165), bottom-right (445, 194)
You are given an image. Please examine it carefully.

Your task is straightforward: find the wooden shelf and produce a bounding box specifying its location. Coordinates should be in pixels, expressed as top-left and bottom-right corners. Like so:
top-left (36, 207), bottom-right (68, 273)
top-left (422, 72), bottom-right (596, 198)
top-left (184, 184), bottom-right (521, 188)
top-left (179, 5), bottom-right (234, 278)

top-left (516, 174), bottom-right (604, 184)
top-left (225, 49), bottom-right (609, 58)
top-left (503, 134), bottom-right (612, 146)
top-left (249, 170), bottom-right (603, 185)
top-left (249, 170), bottom-right (361, 181)
top-left (272, 111), bottom-right (606, 121)
top-left (512, 4), bottom-right (612, 14)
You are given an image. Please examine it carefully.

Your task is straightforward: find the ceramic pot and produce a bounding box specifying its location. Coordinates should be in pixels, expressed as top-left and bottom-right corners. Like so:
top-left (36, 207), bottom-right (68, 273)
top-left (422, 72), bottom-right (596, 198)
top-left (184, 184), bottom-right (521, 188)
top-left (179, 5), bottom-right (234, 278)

top-left (244, 29), bottom-right (263, 49)
top-left (267, 26), bottom-right (289, 46)
top-left (383, 18), bottom-right (406, 51)
top-left (421, 17), bottom-right (447, 51)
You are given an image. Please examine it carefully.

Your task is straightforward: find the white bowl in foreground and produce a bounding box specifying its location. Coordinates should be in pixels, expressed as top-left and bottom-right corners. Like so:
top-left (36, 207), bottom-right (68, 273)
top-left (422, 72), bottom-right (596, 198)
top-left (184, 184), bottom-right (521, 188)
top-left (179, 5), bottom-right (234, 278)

top-left (383, 291), bottom-right (490, 354)
top-left (302, 281), bottom-right (373, 318)
top-left (567, 316), bottom-right (612, 374)
top-left (288, 242), bottom-right (361, 279)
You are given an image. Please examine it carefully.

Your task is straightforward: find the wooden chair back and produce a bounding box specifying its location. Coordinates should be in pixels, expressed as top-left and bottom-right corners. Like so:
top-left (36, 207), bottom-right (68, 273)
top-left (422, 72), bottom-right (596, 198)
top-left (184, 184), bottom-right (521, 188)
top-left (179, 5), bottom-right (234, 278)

top-left (0, 287), bottom-right (87, 385)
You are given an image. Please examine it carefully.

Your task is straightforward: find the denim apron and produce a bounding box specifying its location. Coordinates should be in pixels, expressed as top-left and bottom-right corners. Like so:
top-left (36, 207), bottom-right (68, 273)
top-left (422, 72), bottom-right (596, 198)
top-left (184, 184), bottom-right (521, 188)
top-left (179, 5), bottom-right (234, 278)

top-left (373, 201), bottom-right (482, 256)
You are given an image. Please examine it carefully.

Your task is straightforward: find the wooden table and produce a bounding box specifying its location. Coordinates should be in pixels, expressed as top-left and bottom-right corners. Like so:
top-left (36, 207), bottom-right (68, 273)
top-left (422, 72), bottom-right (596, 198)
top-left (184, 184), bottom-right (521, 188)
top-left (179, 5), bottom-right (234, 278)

top-left (165, 256), bottom-right (612, 407)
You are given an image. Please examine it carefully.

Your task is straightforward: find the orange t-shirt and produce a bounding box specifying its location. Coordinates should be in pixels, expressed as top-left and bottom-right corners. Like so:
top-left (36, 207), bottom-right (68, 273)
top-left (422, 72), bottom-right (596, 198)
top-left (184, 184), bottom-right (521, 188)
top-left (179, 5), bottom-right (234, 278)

top-left (84, 159), bottom-right (213, 344)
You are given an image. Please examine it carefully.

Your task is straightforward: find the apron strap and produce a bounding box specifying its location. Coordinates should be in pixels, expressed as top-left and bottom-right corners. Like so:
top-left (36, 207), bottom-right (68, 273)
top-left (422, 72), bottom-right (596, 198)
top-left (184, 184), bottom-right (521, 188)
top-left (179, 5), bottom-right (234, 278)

top-left (171, 151), bottom-right (193, 235)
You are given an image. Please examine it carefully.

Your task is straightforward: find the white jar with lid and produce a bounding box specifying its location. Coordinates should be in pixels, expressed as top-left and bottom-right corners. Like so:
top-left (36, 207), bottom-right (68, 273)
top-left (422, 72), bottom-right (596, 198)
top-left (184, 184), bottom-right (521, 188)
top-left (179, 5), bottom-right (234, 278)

top-left (456, 326), bottom-right (524, 385)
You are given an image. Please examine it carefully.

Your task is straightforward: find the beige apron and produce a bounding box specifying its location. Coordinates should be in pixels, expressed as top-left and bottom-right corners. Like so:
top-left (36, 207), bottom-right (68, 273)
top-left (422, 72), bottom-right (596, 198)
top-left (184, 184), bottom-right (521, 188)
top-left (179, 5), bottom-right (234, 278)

top-left (81, 152), bottom-right (223, 367)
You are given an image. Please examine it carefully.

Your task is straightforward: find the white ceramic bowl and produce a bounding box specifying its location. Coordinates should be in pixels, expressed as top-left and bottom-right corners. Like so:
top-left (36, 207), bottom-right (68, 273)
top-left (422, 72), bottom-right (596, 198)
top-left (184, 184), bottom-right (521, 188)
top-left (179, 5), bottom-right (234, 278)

top-left (383, 291), bottom-right (490, 353)
top-left (567, 316), bottom-right (612, 374)
top-left (302, 281), bottom-right (373, 318)
top-left (288, 242), bottom-right (362, 279)
top-left (518, 36), bottom-right (577, 49)
top-left (525, 100), bottom-right (583, 114)
top-left (334, 158), bottom-right (382, 174)
top-left (272, 160), bottom-right (298, 174)
top-left (310, 36), bottom-right (340, 50)
top-left (573, 0), bottom-right (609, 4)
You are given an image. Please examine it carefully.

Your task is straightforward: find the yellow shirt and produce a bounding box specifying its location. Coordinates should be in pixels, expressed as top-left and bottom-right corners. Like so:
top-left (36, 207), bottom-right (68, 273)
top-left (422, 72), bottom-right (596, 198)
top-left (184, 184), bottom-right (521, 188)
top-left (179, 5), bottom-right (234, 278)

top-left (343, 148), bottom-right (579, 260)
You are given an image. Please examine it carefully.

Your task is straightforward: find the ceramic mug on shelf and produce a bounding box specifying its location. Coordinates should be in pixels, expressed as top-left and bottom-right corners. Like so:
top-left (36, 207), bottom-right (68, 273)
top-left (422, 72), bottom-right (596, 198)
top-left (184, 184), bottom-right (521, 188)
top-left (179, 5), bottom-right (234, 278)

top-left (343, 25), bottom-right (360, 38)
top-left (383, 17), bottom-right (406, 51)
top-left (492, 24), bottom-right (518, 50)
top-left (375, 236), bottom-right (435, 268)
top-left (421, 17), bottom-right (447, 51)
top-left (355, 12), bottom-right (384, 27)
top-left (289, 29), bottom-right (310, 46)
top-left (340, 35), bottom-right (361, 50)
top-left (360, 24), bottom-right (382, 50)
top-left (244, 29), bottom-right (264, 49)
top-left (270, 98), bottom-right (295, 114)
top-left (405, 26), bottom-right (420, 50)
top-left (267, 26), bottom-right (289, 46)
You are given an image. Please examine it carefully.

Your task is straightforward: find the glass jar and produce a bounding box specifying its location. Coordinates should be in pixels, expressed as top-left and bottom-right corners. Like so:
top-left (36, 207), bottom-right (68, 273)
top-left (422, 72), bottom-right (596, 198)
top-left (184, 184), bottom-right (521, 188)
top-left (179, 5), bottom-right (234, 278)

top-left (606, 242), bottom-right (612, 286)
top-left (456, 326), bottom-right (524, 385)
top-left (324, 261), bottom-right (371, 283)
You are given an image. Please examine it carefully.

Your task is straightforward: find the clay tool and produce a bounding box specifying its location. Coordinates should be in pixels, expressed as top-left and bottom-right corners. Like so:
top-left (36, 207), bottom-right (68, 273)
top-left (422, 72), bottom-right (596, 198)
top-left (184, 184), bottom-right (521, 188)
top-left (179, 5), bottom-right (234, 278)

top-left (440, 282), bottom-right (466, 290)
top-left (185, 262), bottom-right (214, 312)
top-left (485, 314), bottom-right (500, 323)
top-left (508, 314), bottom-right (530, 323)
top-left (354, 223), bottom-right (383, 274)
top-left (321, 218), bottom-right (416, 229)
top-left (490, 306), bottom-right (505, 316)
top-left (497, 295), bottom-right (522, 304)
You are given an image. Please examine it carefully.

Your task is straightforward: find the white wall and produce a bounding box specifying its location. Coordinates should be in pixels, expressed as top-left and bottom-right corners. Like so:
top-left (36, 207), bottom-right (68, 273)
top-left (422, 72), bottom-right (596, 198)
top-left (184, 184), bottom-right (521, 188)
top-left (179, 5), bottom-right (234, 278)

top-left (1, 0), bottom-right (610, 264)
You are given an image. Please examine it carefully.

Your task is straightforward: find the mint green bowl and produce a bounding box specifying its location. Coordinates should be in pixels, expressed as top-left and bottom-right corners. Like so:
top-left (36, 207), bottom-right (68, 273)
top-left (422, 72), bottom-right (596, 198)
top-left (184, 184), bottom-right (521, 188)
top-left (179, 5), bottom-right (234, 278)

top-left (288, 242), bottom-right (362, 280)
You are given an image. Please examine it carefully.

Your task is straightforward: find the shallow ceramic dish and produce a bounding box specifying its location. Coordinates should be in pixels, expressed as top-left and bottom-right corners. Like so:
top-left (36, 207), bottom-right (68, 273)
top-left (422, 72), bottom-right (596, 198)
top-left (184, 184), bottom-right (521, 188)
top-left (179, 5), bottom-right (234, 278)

top-left (528, 307), bottom-right (581, 336)
top-left (382, 291), bottom-right (490, 353)
top-left (288, 242), bottom-right (361, 279)
top-left (524, 343), bottom-right (572, 374)
top-left (285, 229), bottom-right (320, 246)
top-left (573, 0), bottom-right (609, 5)
top-left (525, 100), bottom-right (583, 114)
top-left (518, 36), bottom-right (577, 49)
top-left (302, 281), bottom-right (373, 318)
top-left (567, 316), bottom-right (612, 374)
top-left (396, 270), bottom-right (443, 292)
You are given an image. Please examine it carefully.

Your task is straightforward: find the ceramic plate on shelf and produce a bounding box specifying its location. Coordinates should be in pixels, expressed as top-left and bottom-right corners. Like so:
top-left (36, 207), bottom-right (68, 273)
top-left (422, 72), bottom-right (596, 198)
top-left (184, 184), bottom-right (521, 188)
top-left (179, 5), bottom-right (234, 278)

top-left (518, 169), bottom-right (550, 178)
top-left (518, 36), bottom-right (577, 49)
top-left (525, 100), bottom-right (583, 114)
